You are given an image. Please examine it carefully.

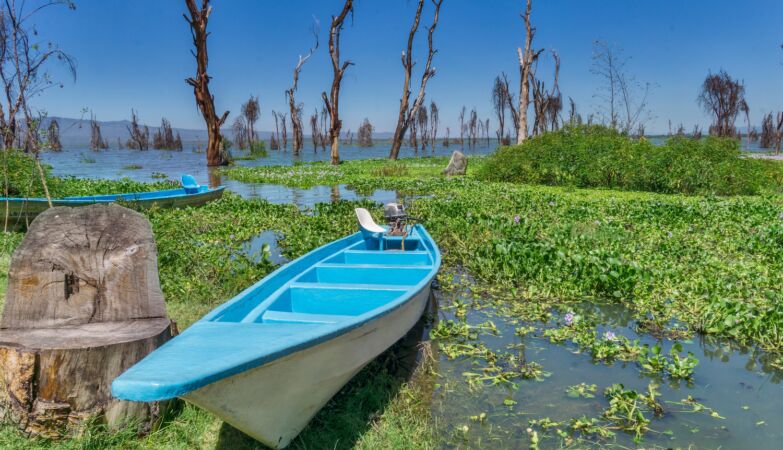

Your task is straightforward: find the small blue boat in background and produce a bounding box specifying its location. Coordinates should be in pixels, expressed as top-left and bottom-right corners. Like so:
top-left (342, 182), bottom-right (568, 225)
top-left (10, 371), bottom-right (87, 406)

top-left (113, 207), bottom-right (441, 448)
top-left (0, 174), bottom-right (224, 228)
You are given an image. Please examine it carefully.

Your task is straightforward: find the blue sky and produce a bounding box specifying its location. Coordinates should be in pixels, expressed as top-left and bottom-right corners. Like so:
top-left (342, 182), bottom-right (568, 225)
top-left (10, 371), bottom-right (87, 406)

top-left (31, 0), bottom-right (783, 134)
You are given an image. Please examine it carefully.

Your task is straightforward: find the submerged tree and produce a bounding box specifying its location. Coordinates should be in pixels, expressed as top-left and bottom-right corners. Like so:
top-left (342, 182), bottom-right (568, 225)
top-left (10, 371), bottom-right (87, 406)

top-left (232, 116), bottom-right (248, 149)
top-left (389, 0), bottom-right (443, 160)
top-left (321, 0), bottom-right (354, 165)
top-left (185, 0), bottom-right (229, 166)
top-left (698, 70), bottom-right (746, 137)
top-left (443, 126), bottom-right (450, 147)
top-left (357, 118), bottom-right (373, 147)
top-left (286, 23), bottom-right (319, 155)
top-left (152, 117), bottom-right (182, 150)
top-left (242, 95), bottom-right (260, 147)
top-left (47, 119), bottom-right (62, 151)
top-left (430, 100), bottom-right (439, 150)
top-left (417, 105), bottom-right (428, 151)
top-left (126, 109), bottom-right (149, 150)
top-left (309, 109), bottom-right (320, 151)
top-left (280, 112), bottom-right (288, 150)
top-left (90, 114), bottom-right (108, 150)
top-left (760, 112), bottom-right (783, 154)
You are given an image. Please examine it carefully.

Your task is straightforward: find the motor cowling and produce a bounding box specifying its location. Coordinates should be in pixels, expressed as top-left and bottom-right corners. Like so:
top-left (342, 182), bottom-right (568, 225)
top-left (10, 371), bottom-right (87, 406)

top-left (384, 203), bottom-right (408, 236)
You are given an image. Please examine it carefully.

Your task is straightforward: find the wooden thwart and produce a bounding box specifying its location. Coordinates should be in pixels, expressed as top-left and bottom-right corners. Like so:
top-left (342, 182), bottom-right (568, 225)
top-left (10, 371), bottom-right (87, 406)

top-left (0, 204), bottom-right (176, 439)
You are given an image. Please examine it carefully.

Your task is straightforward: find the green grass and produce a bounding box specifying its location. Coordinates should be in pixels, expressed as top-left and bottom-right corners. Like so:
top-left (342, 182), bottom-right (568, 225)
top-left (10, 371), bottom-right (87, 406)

top-left (4, 149), bottom-right (783, 448)
top-left (477, 125), bottom-right (783, 196)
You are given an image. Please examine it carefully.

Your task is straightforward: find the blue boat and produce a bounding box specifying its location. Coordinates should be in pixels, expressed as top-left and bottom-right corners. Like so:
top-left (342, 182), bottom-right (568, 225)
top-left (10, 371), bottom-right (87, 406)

top-left (112, 209), bottom-right (440, 448)
top-left (0, 175), bottom-right (225, 228)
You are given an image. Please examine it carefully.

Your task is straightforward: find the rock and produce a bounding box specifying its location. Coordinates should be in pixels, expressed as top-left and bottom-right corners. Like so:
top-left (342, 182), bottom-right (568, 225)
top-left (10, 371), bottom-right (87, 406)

top-left (0, 204), bottom-right (177, 439)
top-left (442, 150), bottom-right (468, 176)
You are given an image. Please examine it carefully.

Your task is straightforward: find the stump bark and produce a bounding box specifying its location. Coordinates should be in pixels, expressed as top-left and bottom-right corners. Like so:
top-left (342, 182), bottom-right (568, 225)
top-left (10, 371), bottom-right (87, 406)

top-left (0, 204), bottom-right (176, 439)
top-left (442, 150), bottom-right (468, 176)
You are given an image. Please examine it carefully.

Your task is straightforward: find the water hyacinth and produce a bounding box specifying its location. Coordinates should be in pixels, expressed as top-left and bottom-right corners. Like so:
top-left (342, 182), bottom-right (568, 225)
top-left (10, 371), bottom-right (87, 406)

top-left (564, 312), bottom-right (575, 326)
top-left (513, 215), bottom-right (520, 224)
top-left (603, 330), bottom-right (617, 341)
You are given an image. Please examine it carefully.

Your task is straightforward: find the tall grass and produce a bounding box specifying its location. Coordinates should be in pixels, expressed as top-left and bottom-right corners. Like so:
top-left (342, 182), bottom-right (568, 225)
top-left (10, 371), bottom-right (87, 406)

top-left (477, 125), bottom-right (783, 196)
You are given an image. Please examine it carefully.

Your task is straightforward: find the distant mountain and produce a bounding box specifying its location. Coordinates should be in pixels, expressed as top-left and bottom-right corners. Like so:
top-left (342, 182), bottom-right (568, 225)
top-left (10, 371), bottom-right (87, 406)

top-left (39, 116), bottom-right (397, 149)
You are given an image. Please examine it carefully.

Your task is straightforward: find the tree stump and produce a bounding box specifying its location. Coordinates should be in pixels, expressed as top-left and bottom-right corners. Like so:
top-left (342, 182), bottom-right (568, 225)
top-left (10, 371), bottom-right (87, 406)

top-left (0, 204), bottom-right (177, 439)
top-left (442, 150), bottom-right (468, 176)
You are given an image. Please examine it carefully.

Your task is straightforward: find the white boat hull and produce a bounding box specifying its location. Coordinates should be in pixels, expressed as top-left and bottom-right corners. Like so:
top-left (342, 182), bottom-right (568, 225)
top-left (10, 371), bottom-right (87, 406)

top-left (183, 284), bottom-right (431, 449)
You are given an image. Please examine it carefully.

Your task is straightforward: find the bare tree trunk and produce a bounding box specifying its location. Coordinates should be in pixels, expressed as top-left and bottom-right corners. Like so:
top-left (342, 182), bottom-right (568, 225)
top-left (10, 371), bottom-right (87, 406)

top-left (287, 25), bottom-right (318, 155)
top-left (322, 0), bottom-right (354, 165)
top-left (516, 0), bottom-right (541, 145)
top-left (389, 0), bottom-right (442, 160)
top-left (184, 0), bottom-right (229, 166)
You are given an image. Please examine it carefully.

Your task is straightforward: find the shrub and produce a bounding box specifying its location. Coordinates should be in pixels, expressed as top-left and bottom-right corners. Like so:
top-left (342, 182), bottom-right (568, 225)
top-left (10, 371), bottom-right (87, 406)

top-left (477, 125), bottom-right (783, 196)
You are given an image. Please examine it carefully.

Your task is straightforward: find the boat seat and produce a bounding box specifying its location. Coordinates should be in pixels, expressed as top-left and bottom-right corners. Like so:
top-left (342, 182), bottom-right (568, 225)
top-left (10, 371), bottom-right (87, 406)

top-left (342, 250), bottom-right (431, 266)
top-left (182, 174), bottom-right (200, 194)
top-left (261, 310), bottom-right (353, 324)
top-left (355, 208), bottom-right (387, 250)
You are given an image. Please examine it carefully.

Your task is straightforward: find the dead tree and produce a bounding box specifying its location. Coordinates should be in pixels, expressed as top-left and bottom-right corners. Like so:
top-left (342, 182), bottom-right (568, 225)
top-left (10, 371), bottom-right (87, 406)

top-left (90, 114), bottom-right (108, 150)
top-left (357, 118), bottom-right (373, 146)
top-left (567, 97), bottom-right (582, 125)
top-left (152, 117), bottom-right (181, 150)
top-left (417, 105), bottom-right (428, 151)
top-left (389, 0), bottom-right (443, 160)
top-left (530, 50), bottom-right (562, 135)
top-left (761, 112), bottom-right (783, 154)
top-left (0, 0), bottom-right (75, 150)
top-left (321, 0), bottom-right (354, 165)
top-left (692, 125), bottom-right (702, 140)
top-left (320, 107), bottom-right (328, 151)
top-left (698, 70), bottom-right (746, 137)
top-left (242, 95), bottom-right (260, 146)
top-left (592, 40), bottom-right (651, 134)
top-left (444, 126), bottom-right (450, 147)
top-left (280, 112), bottom-right (288, 150)
top-left (468, 108), bottom-right (478, 148)
top-left (184, 0), bottom-right (229, 166)
top-left (516, 0), bottom-right (542, 144)
top-left (409, 115), bottom-right (418, 150)
top-left (430, 100), bottom-right (439, 150)
top-left (271, 111), bottom-right (281, 150)
top-left (741, 100), bottom-right (751, 146)
top-left (232, 116), bottom-right (247, 149)
top-left (46, 119), bottom-right (62, 151)
top-left (484, 118), bottom-right (490, 146)
top-left (309, 109), bottom-right (320, 151)
top-left (492, 75), bottom-right (508, 143)
top-left (286, 23), bottom-right (318, 155)
top-left (126, 109), bottom-right (149, 150)
top-left (458, 106), bottom-right (466, 145)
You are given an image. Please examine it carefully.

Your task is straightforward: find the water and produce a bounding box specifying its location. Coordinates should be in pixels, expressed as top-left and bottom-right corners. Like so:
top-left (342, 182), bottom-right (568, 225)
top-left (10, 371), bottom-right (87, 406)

top-left (430, 285), bottom-right (783, 449)
top-left (41, 141), bottom-right (495, 186)
top-left (238, 230), bottom-right (288, 266)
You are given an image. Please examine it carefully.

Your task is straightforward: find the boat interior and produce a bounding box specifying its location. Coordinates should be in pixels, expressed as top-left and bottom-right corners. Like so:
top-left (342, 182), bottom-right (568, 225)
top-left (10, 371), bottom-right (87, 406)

top-left (211, 214), bottom-right (436, 327)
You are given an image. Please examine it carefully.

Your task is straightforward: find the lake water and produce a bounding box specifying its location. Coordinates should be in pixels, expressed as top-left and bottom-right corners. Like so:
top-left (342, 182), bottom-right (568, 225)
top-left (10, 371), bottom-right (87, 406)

top-left (430, 278), bottom-right (783, 449)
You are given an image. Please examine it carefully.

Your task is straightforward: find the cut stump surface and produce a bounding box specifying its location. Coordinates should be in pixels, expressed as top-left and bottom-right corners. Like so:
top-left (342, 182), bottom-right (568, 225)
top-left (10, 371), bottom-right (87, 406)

top-left (0, 204), bottom-right (176, 439)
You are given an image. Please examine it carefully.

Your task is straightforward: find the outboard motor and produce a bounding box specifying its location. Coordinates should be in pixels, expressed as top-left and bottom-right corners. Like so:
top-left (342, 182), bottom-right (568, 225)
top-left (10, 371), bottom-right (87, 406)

top-left (384, 203), bottom-right (408, 236)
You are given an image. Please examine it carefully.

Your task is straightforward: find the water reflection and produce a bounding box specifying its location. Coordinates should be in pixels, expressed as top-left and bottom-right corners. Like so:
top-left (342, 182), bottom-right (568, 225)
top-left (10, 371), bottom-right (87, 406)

top-left (430, 287), bottom-right (783, 449)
